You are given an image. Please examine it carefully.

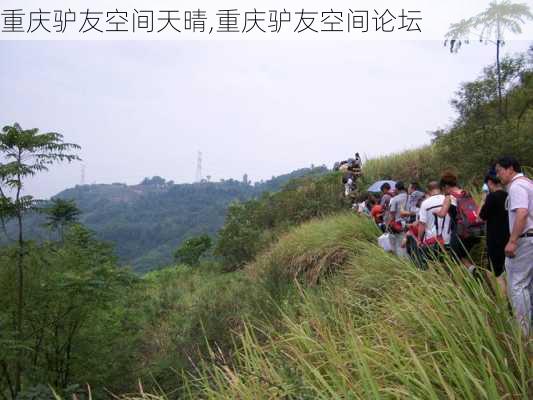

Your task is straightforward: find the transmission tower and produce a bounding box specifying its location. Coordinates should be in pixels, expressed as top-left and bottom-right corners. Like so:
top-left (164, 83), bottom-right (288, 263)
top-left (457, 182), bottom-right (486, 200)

top-left (195, 151), bottom-right (203, 182)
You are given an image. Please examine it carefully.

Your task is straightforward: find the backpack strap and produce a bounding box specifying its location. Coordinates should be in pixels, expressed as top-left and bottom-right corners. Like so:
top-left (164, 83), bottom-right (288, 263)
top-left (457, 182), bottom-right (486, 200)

top-left (425, 204), bottom-right (446, 238)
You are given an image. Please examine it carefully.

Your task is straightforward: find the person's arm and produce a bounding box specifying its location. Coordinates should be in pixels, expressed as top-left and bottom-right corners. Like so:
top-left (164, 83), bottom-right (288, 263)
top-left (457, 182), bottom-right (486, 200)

top-left (505, 185), bottom-right (530, 258)
top-left (417, 222), bottom-right (426, 243)
top-left (434, 195), bottom-right (451, 218)
top-left (505, 208), bottom-right (529, 257)
top-left (478, 193), bottom-right (491, 222)
top-left (400, 198), bottom-right (413, 217)
top-left (400, 209), bottom-right (414, 217)
top-left (417, 204), bottom-right (427, 243)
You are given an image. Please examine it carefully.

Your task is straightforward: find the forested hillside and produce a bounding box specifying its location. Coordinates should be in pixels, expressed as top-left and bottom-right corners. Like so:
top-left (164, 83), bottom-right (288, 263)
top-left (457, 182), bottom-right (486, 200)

top-left (20, 167), bottom-right (328, 273)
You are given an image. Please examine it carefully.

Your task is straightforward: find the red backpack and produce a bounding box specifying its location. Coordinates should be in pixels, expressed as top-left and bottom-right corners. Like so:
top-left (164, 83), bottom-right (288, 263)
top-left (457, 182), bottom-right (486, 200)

top-left (450, 191), bottom-right (485, 239)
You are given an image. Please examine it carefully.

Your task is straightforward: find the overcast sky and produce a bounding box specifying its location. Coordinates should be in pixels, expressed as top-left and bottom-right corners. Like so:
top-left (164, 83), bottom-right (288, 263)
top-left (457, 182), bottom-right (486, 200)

top-left (1, 38), bottom-right (532, 198)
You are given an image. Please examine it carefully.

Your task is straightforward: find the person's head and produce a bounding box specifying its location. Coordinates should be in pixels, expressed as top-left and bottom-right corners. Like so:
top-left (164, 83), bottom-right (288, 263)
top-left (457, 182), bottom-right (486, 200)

top-left (408, 182), bottom-right (421, 194)
top-left (495, 156), bottom-right (522, 185)
top-left (484, 174), bottom-right (503, 192)
top-left (380, 182), bottom-right (391, 193)
top-left (395, 181), bottom-right (406, 192)
top-left (426, 180), bottom-right (441, 195)
top-left (439, 171), bottom-right (459, 194)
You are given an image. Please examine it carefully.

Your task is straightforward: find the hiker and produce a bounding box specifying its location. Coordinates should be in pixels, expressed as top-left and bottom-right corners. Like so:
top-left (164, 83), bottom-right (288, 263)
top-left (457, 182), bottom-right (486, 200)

top-left (495, 156), bottom-right (533, 336)
top-left (379, 182), bottom-right (393, 210)
top-left (415, 181), bottom-right (451, 267)
top-left (343, 171), bottom-right (357, 196)
top-left (478, 173), bottom-right (509, 297)
top-left (402, 182), bottom-right (425, 224)
top-left (371, 204), bottom-right (386, 232)
top-left (433, 171), bottom-right (483, 275)
top-left (388, 181), bottom-right (409, 257)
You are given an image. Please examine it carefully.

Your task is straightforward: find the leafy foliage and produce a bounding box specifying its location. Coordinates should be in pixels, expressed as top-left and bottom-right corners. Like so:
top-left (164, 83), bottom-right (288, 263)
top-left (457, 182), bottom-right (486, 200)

top-left (174, 234), bottom-right (212, 266)
top-left (0, 225), bottom-right (141, 399)
top-left (363, 50), bottom-right (533, 185)
top-left (0, 123), bottom-right (80, 398)
top-left (214, 172), bottom-right (346, 270)
top-left (42, 198), bottom-right (81, 242)
top-left (445, 1), bottom-right (533, 117)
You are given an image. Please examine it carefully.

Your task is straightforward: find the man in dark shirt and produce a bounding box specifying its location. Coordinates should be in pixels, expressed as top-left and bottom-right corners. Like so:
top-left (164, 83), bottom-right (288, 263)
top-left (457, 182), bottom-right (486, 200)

top-left (479, 174), bottom-right (509, 296)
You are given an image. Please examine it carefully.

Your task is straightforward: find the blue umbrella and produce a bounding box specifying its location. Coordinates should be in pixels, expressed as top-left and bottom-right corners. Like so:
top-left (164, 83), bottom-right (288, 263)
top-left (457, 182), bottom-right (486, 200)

top-left (367, 180), bottom-right (396, 193)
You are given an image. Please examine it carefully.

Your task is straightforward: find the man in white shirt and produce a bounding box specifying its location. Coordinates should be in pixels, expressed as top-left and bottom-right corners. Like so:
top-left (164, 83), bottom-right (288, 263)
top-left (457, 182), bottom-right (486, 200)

top-left (496, 156), bottom-right (533, 336)
top-left (417, 181), bottom-right (451, 247)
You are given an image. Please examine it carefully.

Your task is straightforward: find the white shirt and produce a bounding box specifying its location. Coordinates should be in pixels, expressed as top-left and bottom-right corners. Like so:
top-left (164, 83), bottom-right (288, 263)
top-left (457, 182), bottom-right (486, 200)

top-left (507, 173), bottom-right (533, 234)
top-left (419, 194), bottom-right (451, 244)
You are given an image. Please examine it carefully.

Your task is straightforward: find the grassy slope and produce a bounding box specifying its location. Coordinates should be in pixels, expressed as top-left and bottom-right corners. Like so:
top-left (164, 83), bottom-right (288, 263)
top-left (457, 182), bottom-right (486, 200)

top-left (117, 213), bottom-right (531, 399)
top-left (180, 214), bottom-right (531, 399)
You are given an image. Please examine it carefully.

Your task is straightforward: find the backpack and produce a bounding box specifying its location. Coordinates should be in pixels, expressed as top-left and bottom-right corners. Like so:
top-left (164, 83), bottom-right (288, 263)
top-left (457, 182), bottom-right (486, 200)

top-left (450, 191), bottom-right (485, 239)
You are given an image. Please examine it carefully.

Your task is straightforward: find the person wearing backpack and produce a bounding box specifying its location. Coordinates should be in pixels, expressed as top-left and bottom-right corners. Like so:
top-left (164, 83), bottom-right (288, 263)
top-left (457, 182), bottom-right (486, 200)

top-left (414, 181), bottom-right (451, 268)
top-left (496, 156), bottom-right (533, 337)
top-left (434, 171), bottom-right (483, 275)
top-left (401, 182), bottom-right (425, 224)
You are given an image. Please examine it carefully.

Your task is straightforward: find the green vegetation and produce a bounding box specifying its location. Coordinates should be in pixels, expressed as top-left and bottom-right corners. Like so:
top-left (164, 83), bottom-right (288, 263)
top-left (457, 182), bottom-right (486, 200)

top-left (173, 234), bottom-right (212, 266)
top-left (0, 123), bottom-right (80, 398)
top-left (1, 44), bottom-right (532, 400)
top-left (215, 172), bottom-right (346, 271)
top-left (445, 1), bottom-right (532, 118)
top-left (185, 238), bottom-right (531, 399)
top-left (13, 167), bottom-right (328, 273)
top-left (42, 199), bottom-right (81, 242)
top-left (121, 44), bottom-right (533, 400)
top-left (363, 48), bottom-right (533, 186)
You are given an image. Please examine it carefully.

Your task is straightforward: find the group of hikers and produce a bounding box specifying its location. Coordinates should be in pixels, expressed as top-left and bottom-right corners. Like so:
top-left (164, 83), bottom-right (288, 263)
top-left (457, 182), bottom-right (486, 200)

top-left (353, 156), bottom-right (533, 337)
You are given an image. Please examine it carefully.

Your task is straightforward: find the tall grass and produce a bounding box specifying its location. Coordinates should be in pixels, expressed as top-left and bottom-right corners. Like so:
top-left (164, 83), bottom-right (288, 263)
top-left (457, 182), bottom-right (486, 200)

top-left (247, 213), bottom-right (379, 290)
top-left (181, 217), bottom-right (531, 400)
top-left (361, 146), bottom-right (443, 187)
top-left (185, 245), bottom-right (530, 398)
top-left (117, 215), bottom-right (530, 400)
top-left (361, 147), bottom-right (532, 191)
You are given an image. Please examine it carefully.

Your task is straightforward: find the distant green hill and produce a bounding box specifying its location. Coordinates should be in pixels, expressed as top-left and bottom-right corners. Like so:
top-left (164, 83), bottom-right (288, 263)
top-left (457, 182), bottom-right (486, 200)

top-left (22, 167), bottom-right (328, 273)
